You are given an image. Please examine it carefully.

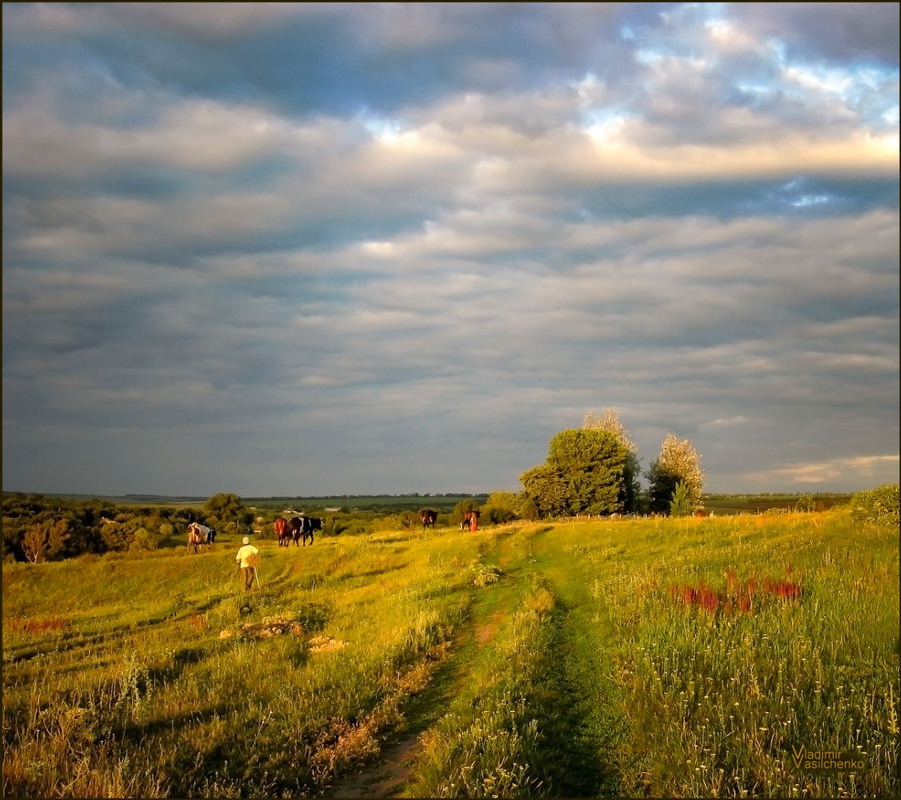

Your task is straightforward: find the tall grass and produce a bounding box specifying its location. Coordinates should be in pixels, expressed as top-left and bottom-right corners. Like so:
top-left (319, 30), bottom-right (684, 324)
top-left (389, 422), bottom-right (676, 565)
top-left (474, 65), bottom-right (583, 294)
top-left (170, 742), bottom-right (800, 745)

top-left (591, 511), bottom-right (899, 797)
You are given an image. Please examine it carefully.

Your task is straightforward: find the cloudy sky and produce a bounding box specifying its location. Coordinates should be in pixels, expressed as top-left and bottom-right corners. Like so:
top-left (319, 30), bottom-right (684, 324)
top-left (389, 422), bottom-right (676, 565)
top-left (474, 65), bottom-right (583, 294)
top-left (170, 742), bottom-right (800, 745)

top-left (3, 3), bottom-right (899, 498)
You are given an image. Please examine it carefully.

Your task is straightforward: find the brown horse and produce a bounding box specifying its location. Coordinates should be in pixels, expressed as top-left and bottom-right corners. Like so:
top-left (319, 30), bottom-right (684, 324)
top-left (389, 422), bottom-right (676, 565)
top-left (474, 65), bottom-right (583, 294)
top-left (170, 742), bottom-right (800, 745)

top-left (274, 517), bottom-right (290, 547)
top-left (420, 509), bottom-right (437, 529)
top-left (461, 509), bottom-right (481, 531)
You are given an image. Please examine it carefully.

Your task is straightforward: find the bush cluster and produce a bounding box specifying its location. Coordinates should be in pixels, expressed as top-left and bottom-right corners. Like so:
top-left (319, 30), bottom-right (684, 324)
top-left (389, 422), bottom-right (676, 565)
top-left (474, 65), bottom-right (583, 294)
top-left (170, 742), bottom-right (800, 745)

top-left (2, 494), bottom-right (220, 562)
top-left (470, 562), bottom-right (504, 588)
top-left (850, 484), bottom-right (900, 527)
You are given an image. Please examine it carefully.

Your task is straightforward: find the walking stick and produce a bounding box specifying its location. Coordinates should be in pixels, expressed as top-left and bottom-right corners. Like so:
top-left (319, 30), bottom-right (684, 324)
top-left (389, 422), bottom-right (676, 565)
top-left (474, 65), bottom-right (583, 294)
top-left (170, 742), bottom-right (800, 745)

top-left (253, 566), bottom-right (262, 589)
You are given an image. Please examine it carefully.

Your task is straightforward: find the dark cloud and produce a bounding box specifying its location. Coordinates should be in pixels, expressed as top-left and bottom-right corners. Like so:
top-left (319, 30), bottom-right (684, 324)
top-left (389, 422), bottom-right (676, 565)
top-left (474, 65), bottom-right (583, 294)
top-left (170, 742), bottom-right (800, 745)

top-left (3, 3), bottom-right (898, 496)
top-left (732, 3), bottom-right (900, 67)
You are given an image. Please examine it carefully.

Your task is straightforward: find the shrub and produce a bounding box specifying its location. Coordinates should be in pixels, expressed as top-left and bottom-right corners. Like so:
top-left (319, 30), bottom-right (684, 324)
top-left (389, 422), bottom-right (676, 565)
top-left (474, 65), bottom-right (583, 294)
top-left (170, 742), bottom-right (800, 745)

top-left (452, 499), bottom-right (481, 527)
top-left (482, 492), bottom-right (522, 525)
top-left (850, 484), bottom-right (900, 526)
top-left (471, 562), bottom-right (503, 588)
top-left (669, 481), bottom-right (694, 517)
top-left (22, 519), bottom-right (70, 563)
top-left (329, 516), bottom-right (374, 537)
top-left (129, 527), bottom-right (158, 552)
top-left (484, 506), bottom-right (517, 525)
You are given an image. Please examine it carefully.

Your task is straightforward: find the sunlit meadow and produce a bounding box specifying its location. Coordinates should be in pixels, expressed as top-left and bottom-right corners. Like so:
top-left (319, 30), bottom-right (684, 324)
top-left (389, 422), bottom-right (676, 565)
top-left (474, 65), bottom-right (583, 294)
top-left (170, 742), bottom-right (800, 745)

top-left (3, 509), bottom-right (897, 797)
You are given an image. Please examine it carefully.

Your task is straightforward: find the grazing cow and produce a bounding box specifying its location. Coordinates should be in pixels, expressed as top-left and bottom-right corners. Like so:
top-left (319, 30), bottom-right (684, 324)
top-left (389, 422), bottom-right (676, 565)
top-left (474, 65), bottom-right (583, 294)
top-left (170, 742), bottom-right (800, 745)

top-left (186, 522), bottom-right (212, 553)
top-left (288, 516), bottom-right (321, 546)
top-left (461, 509), bottom-right (481, 531)
top-left (420, 509), bottom-right (438, 529)
top-left (274, 517), bottom-right (290, 547)
top-left (303, 517), bottom-right (323, 545)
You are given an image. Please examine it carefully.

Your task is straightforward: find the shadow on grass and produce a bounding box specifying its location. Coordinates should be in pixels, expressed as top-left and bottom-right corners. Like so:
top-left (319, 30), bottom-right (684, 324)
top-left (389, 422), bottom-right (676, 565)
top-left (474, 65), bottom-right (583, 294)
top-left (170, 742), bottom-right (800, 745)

top-left (535, 600), bottom-right (625, 797)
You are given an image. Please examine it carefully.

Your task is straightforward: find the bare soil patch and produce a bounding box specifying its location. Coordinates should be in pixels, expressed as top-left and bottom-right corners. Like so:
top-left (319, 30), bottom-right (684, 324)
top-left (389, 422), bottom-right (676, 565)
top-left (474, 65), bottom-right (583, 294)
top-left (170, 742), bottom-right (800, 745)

top-left (326, 732), bottom-right (421, 798)
top-left (475, 608), bottom-right (504, 647)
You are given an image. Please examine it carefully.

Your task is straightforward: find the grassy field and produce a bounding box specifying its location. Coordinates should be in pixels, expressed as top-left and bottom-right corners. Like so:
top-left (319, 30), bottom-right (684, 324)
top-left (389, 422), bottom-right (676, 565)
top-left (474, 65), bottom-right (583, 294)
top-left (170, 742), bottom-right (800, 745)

top-left (703, 494), bottom-right (851, 515)
top-left (2, 509), bottom-right (897, 798)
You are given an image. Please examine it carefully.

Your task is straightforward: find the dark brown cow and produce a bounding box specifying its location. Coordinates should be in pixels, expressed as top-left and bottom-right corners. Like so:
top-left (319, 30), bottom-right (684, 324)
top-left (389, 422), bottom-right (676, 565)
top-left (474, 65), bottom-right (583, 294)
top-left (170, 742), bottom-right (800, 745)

top-left (420, 509), bottom-right (437, 529)
top-left (287, 517), bottom-right (304, 546)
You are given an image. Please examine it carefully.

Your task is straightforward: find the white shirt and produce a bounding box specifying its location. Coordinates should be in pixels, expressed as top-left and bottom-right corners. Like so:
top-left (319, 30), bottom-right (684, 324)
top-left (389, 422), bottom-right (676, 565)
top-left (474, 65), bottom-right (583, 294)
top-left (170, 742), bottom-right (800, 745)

top-left (236, 544), bottom-right (259, 568)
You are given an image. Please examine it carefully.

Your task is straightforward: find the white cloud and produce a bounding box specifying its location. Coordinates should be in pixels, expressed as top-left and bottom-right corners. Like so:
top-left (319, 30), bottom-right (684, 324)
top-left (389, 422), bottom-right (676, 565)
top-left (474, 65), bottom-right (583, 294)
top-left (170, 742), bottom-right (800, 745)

top-left (749, 455), bottom-right (900, 485)
top-left (3, 96), bottom-right (305, 177)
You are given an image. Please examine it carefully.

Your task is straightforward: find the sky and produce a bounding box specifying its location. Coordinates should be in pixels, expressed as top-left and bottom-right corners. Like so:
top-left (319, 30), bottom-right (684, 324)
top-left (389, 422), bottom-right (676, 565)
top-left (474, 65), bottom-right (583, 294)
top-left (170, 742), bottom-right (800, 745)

top-left (3, 2), bottom-right (899, 498)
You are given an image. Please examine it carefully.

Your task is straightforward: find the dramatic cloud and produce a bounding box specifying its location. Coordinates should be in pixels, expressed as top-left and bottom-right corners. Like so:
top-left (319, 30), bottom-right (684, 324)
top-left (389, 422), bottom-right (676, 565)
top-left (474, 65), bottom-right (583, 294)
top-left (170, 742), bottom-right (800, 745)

top-left (3, 2), bottom-right (898, 496)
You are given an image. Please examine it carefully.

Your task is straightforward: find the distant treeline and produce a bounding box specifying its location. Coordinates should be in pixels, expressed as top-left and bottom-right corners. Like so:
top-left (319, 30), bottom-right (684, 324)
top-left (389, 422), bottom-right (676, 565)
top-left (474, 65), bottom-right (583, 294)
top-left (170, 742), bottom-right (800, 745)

top-left (2, 492), bottom-right (490, 512)
top-left (0, 492), bottom-right (489, 562)
top-left (2, 493), bottom-right (212, 563)
top-left (5, 488), bottom-right (892, 564)
top-left (247, 494), bottom-right (490, 512)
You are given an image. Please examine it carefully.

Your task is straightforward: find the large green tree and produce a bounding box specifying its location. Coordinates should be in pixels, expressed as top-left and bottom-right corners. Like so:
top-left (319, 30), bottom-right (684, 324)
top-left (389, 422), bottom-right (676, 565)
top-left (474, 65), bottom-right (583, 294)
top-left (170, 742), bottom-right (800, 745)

top-left (203, 493), bottom-right (253, 533)
top-left (582, 408), bottom-right (641, 513)
top-left (519, 464), bottom-right (571, 518)
top-left (520, 428), bottom-right (629, 518)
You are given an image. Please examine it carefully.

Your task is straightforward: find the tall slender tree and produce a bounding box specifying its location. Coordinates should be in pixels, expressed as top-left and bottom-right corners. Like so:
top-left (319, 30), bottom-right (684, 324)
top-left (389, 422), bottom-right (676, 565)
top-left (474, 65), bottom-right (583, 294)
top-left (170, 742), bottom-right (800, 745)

top-left (647, 434), bottom-right (704, 513)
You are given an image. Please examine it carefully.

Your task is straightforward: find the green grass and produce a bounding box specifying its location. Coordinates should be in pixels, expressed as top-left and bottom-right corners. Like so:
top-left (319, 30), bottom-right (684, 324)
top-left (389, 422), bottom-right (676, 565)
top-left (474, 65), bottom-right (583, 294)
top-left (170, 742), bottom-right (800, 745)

top-left (3, 511), bottom-right (897, 798)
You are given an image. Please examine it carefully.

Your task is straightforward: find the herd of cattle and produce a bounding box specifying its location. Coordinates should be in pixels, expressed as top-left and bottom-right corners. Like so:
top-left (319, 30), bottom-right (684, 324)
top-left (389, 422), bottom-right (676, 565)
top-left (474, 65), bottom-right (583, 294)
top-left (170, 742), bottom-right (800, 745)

top-left (187, 510), bottom-right (480, 553)
top-left (420, 508), bottom-right (480, 531)
top-left (273, 516), bottom-right (323, 547)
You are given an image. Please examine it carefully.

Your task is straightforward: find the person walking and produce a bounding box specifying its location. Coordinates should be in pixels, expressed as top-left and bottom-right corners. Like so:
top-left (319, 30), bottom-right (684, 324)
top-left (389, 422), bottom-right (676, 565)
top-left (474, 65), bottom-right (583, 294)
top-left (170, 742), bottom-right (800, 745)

top-left (235, 536), bottom-right (260, 591)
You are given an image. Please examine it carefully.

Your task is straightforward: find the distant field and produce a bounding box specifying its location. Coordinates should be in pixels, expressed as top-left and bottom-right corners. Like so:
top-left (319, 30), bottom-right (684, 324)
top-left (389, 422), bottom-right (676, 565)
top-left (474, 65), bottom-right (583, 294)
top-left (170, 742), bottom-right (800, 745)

top-left (3, 507), bottom-right (896, 798)
top-left (704, 493), bottom-right (851, 515)
top-left (3, 491), bottom-right (849, 516)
